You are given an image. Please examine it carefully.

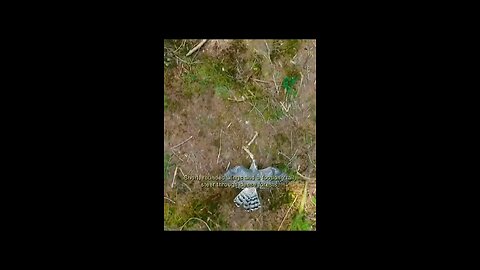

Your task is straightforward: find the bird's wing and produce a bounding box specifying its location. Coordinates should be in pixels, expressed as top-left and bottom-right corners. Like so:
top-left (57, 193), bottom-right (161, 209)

top-left (223, 166), bottom-right (253, 181)
top-left (258, 167), bottom-right (291, 182)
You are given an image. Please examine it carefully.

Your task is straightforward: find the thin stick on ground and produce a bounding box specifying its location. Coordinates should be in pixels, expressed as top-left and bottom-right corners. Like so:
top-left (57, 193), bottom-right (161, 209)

top-left (296, 165), bottom-right (316, 181)
top-left (252, 78), bottom-right (271, 84)
top-left (248, 102), bottom-right (267, 123)
top-left (171, 135), bottom-right (193, 149)
top-left (171, 166), bottom-right (178, 188)
top-left (227, 95), bottom-right (246, 102)
top-left (242, 131), bottom-right (258, 164)
top-left (170, 149), bottom-right (184, 162)
top-left (247, 131), bottom-right (258, 147)
top-left (186, 39), bottom-right (208, 57)
top-left (273, 73), bottom-right (279, 93)
top-left (264, 40), bottom-right (272, 64)
top-left (278, 151), bottom-right (292, 161)
top-left (180, 217), bottom-right (212, 231)
top-left (217, 129), bottom-right (222, 164)
top-left (178, 167), bottom-right (186, 178)
top-left (182, 182), bottom-right (192, 192)
top-left (242, 146), bottom-right (255, 163)
top-left (278, 194), bottom-right (299, 231)
top-left (164, 196), bottom-right (176, 204)
top-left (287, 149), bottom-right (299, 166)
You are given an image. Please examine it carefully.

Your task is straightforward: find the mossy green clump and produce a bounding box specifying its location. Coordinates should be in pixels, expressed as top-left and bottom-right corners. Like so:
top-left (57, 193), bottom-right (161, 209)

top-left (282, 76), bottom-right (299, 100)
top-left (164, 192), bottom-right (230, 231)
top-left (290, 212), bottom-right (312, 231)
top-left (164, 203), bottom-right (186, 228)
top-left (215, 86), bottom-right (231, 99)
top-left (182, 57), bottom-right (237, 99)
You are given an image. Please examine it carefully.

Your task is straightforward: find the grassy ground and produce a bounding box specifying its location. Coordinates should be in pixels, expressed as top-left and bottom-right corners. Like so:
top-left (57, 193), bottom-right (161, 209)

top-left (164, 39), bottom-right (316, 231)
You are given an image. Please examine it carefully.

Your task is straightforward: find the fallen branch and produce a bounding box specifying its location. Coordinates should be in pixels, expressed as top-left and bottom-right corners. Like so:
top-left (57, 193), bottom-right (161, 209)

top-left (186, 39), bottom-right (207, 57)
top-left (171, 135), bottom-right (193, 149)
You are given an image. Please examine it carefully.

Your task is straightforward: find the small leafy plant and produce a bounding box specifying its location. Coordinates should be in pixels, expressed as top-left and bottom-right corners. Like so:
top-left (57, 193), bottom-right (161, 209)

top-left (282, 76), bottom-right (298, 99)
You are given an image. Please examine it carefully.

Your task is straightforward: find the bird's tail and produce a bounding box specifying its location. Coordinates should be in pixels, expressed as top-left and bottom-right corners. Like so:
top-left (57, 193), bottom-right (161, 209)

top-left (234, 187), bottom-right (261, 212)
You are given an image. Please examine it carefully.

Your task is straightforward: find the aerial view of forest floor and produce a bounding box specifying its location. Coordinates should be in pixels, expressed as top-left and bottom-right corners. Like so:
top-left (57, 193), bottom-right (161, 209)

top-left (164, 39), bottom-right (316, 230)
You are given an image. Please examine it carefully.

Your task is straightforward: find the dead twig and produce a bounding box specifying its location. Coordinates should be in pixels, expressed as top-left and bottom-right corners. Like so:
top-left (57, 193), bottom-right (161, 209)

top-left (186, 39), bottom-right (208, 57)
top-left (180, 217), bottom-right (211, 231)
top-left (300, 72), bottom-right (304, 89)
top-left (171, 166), bottom-right (178, 188)
top-left (296, 165), bottom-right (316, 181)
top-left (273, 73), bottom-right (279, 93)
top-left (242, 146), bottom-right (255, 162)
top-left (280, 101), bottom-right (291, 113)
top-left (252, 78), bottom-right (272, 84)
top-left (247, 131), bottom-right (258, 147)
top-left (227, 95), bottom-right (246, 102)
top-left (170, 150), bottom-right (184, 162)
top-left (278, 194), bottom-right (299, 231)
top-left (248, 102), bottom-right (267, 123)
top-left (217, 129), bottom-right (222, 164)
top-left (171, 135), bottom-right (193, 149)
top-left (164, 196), bottom-right (176, 204)
top-left (278, 151), bottom-right (292, 161)
top-left (287, 149), bottom-right (299, 166)
top-left (182, 182), bottom-right (192, 192)
top-left (178, 167), bottom-right (186, 178)
top-left (173, 40), bottom-right (186, 54)
top-left (264, 40), bottom-right (272, 64)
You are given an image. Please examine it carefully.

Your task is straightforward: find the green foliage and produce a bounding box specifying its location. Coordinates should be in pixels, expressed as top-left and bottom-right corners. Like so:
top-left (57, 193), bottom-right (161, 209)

top-left (182, 58), bottom-right (237, 99)
top-left (214, 86), bottom-right (231, 99)
top-left (282, 76), bottom-right (298, 99)
top-left (290, 212), bottom-right (312, 231)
